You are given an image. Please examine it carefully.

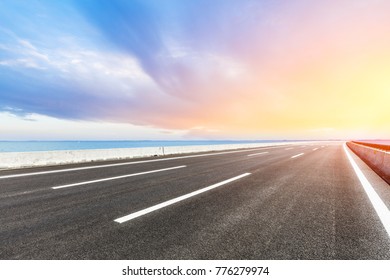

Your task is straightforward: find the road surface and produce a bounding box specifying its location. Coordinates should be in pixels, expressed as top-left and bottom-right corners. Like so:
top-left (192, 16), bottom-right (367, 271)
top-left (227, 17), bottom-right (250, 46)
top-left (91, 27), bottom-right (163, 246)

top-left (1, 141), bottom-right (390, 259)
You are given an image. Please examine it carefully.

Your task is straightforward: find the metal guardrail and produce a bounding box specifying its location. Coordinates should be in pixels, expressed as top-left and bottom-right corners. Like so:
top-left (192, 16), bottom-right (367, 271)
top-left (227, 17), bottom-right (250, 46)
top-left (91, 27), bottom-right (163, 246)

top-left (347, 141), bottom-right (390, 185)
top-left (352, 141), bottom-right (390, 152)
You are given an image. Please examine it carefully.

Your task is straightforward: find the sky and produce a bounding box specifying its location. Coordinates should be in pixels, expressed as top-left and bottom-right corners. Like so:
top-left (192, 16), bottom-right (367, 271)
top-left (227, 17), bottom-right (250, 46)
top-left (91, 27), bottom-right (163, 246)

top-left (1, 0), bottom-right (390, 140)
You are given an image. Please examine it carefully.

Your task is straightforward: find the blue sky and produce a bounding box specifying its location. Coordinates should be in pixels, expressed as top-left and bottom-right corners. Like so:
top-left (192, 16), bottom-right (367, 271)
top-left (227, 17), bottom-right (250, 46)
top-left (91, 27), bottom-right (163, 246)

top-left (1, 0), bottom-right (390, 140)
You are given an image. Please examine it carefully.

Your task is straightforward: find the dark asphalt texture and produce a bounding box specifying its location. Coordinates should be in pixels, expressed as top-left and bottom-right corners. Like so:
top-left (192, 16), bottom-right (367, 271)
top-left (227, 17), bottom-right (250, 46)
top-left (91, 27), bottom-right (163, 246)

top-left (1, 142), bottom-right (390, 259)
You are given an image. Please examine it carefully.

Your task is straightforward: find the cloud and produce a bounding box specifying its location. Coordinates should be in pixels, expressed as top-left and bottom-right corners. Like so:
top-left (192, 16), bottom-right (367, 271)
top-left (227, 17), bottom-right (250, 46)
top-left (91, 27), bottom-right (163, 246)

top-left (2, 0), bottom-right (266, 130)
top-left (2, 0), bottom-right (390, 139)
top-left (0, 112), bottom-right (187, 140)
top-left (0, 28), bottom-right (162, 121)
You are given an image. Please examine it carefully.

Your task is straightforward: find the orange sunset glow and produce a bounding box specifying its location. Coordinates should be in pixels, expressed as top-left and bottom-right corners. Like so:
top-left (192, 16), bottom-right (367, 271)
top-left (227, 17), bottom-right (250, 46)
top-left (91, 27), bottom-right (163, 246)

top-left (1, 1), bottom-right (390, 140)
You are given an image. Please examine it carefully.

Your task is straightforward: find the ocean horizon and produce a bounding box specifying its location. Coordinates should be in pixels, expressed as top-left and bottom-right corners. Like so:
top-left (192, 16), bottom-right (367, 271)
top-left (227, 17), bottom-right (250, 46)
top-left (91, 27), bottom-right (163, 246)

top-left (0, 140), bottom-right (295, 153)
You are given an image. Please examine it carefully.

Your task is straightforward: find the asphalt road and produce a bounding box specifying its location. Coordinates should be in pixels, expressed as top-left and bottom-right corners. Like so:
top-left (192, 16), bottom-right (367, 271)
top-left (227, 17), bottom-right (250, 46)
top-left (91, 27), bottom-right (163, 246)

top-left (1, 142), bottom-right (390, 259)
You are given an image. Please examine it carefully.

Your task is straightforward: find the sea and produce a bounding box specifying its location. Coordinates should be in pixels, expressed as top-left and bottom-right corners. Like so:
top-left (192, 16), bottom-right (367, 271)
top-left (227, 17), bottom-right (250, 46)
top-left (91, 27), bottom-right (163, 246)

top-left (0, 140), bottom-right (291, 153)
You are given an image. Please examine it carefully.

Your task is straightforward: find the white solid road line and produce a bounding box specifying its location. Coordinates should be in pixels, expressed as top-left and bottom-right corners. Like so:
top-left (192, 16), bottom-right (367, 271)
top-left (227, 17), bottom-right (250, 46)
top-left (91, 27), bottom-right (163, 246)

top-left (51, 165), bottom-right (186, 190)
top-left (291, 153), bottom-right (304, 159)
top-left (313, 148), bottom-right (318, 151)
top-left (0, 146), bottom-right (283, 180)
top-left (344, 143), bottom-right (390, 237)
top-left (247, 151), bottom-right (269, 157)
top-left (285, 147), bottom-right (293, 150)
top-left (114, 173), bottom-right (251, 224)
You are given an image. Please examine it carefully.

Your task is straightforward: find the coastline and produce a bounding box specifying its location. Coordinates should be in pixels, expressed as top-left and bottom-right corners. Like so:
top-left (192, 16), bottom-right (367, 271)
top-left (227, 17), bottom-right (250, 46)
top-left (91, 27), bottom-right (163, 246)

top-left (0, 141), bottom-right (312, 169)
